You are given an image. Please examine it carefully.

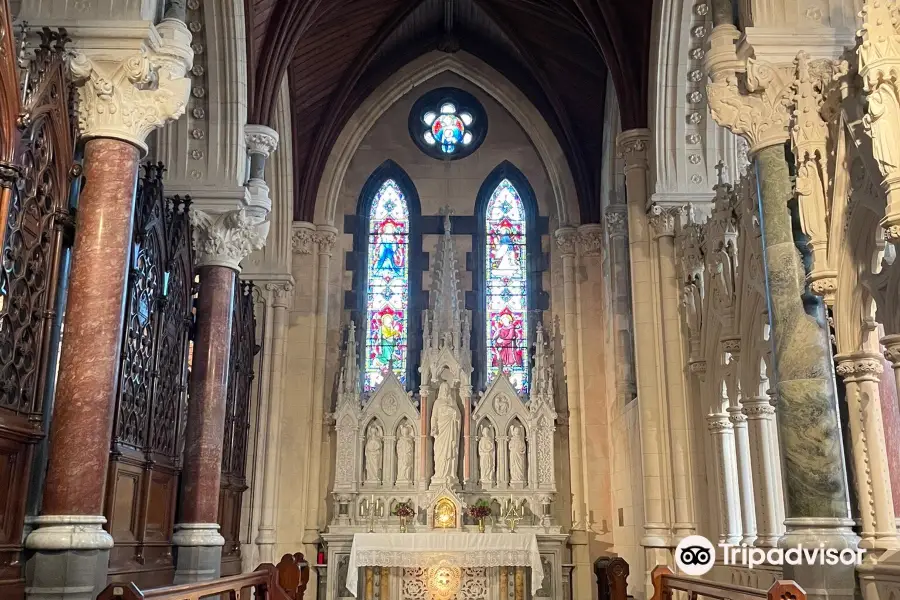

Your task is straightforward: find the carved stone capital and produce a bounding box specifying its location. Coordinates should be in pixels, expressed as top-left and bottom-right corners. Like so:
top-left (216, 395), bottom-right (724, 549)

top-left (616, 129), bottom-right (651, 173)
top-left (706, 57), bottom-right (793, 155)
top-left (245, 124), bottom-right (279, 158)
top-left (266, 282), bottom-right (294, 308)
top-left (707, 413), bottom-right (733, 433)
top-left (647, 204), bottom-right (679, 239)
top-left (292, 224), bottom-right (316, 255)
top-left (742, 397), bottom-right (776, 418)
top-left (605, 209), bottom-right (628, 239)
top-left (577, 224), bottom-right (603, 257)
top-left (689, 359), bottom-right (707, 381)
top-left (835, 352), bottom-right (884, 383)
top-left (884, 335), bottom-right (900, 367)
top-left (70, 20), bottom-right (193, 155)
top-left (190, 207), bottom-right (270, 272)
top-left (554, 226), bottom-right (579, 258)
top-left (720, 336), bottom-right (741, 355)
top-left (314, 226), bottom-right (339, 256)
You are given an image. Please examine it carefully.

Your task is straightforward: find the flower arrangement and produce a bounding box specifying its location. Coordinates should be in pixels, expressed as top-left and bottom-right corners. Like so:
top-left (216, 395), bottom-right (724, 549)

top-left (467, 500), bottom-right (492, 520)
top-left (393, 502), bottom-right (415, 518)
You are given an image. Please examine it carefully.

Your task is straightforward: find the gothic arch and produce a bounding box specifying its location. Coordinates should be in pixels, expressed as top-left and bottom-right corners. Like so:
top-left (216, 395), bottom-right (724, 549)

top-left (313, 51), bottom-right (580, 227)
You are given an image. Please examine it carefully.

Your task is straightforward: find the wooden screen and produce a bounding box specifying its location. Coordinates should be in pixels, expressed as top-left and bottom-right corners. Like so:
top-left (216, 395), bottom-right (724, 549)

top-left (219, 281), bottom-right (258, 576)
top-left (105, 165), bottom-right (194, 588)
top-left (0, 22), bottom-right (77, 597)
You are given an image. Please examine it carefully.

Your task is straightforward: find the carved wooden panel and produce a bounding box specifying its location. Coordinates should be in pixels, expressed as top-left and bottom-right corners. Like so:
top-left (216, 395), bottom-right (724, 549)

top-left (105, 166), bottom-right (194, 588)
top-left (0, 21), bottom-right (76, 599)
top-left (219, 281), bottom-right (258, 575)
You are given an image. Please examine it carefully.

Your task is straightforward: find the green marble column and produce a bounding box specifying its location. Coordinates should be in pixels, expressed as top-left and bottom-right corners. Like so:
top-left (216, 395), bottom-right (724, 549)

top-left (755, 145), bottom-right (856, 598)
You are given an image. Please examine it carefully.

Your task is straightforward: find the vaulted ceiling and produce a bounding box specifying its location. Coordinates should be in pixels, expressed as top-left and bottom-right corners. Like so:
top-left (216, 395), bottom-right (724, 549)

top-left (245, 0), bottom-right (653, 223)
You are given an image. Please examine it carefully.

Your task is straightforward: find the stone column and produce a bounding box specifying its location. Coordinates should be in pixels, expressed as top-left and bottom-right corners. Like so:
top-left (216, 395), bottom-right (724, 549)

top-left (618, 129), bottom-right (672, 576)
top-left (707, 414), bottom-right (743, 544)
top-left (648, 204), bottom-right (697, 543)
top-left (175, 208), bottom-right (269, 583)
top-left (256, 282), bottom-right (294, 564)
top-left (742, 396), bottom-right (782, 547)
top-left (834, 353), bottom-right (900, 552)
top-left (722, 339), bottom-right (757, 546)
top-left (303, 226), bottom-right (338, 556)
top-left (728, 406), bottom-right (758, 545)
top-left (554, 227), bottom-right (592, 600)
top-left (883, 338), bottom-right (900, 415)
top-left (604, 208), bottom-right (637, 405)
top-left (25, 21), bottom-right (192, 600)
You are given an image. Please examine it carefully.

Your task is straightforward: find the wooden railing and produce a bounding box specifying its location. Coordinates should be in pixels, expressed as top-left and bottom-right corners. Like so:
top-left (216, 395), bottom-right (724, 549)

top-left (651, 566), bottom-right (806, 600)
top-left (98, 554), bottom-right (310, 600)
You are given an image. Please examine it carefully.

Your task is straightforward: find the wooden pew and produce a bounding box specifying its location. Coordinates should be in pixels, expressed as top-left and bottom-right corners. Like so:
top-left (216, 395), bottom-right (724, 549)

top-left (98, 554), bottom-right (311, 600)
top-left (651, 566), bottom-right (806, 600)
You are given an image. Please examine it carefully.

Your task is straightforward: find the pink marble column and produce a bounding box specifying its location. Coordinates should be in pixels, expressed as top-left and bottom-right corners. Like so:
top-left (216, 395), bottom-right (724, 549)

top-left (174, 264), bottom-right (235, 583)
top-left (42, 138), bottom-right (139, 515)
top-left (181, 265), bottom-right (236, 519)
top-left (879, 354), bottom-right (900, 517)
top-left (28, 138), bottom-right (137, 600)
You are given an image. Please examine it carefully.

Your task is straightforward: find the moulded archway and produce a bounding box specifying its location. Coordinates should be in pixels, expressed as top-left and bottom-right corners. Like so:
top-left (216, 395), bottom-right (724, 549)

top-left (313, 51), bottom-right (580, 227)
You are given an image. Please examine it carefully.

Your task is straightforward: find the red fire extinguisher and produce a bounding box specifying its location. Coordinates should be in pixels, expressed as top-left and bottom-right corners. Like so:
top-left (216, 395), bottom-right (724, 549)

top-left (317, 543), bottom-right (326, 565)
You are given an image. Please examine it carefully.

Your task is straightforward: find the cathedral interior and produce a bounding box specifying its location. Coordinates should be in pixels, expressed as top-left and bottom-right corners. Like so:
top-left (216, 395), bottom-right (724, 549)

top-left (1, 0), bottom-right (900, 600)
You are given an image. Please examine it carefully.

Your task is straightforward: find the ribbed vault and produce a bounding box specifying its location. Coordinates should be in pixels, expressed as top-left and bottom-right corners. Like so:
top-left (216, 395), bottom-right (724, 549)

top-left (245, 0), bottom-right (652, 222)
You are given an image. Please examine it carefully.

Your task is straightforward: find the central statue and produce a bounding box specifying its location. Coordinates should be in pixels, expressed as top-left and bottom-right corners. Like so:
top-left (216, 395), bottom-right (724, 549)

top-left (431, 381), bottom-right (461, 484)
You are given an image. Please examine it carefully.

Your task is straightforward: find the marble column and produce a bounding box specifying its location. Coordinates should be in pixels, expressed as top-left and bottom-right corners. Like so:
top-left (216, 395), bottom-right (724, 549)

top-left (754, 146), bottom-right (856, 596)
top-left (175, 208), bottom-right (269, 583)
top-left (554, 227), bottom-right (591, 600)
top-left (25, 21), bottom-right (192, 600)
top-left (742, 396), bottom-right (782, 547)
top-left (707, 413), bottom-right (742, 544)
top-left (256, 282), bottom-right (294, 564)
top-left (648, 205), bottom-right (697, 543)
top-left (834, 353), bottom-right (900, 551)
top-left (618, 129), bottom-right (672, 580)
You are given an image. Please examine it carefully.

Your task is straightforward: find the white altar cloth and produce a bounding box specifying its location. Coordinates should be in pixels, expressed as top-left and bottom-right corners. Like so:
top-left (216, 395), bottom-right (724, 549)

top-left (346, 532), bottom-right (543, 595)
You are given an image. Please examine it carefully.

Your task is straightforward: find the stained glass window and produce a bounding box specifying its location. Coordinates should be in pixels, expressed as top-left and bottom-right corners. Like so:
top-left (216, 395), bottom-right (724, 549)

top-left (485, 179), bottom-right (528, 393)
top-left (409, 87), bottom-right (487, 161)
top-left (364, 179), bottom-right (409, 392)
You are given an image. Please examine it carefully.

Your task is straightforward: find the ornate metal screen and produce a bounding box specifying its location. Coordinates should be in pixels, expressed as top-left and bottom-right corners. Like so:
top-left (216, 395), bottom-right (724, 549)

top-left (106, 164), bottom-right (195, 585)
top-left (220, 279), bottom-right (259, 574)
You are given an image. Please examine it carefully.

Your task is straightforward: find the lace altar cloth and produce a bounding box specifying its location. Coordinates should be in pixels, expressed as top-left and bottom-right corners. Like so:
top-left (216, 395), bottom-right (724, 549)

top-left (346, 532), bottom-right (543, 595)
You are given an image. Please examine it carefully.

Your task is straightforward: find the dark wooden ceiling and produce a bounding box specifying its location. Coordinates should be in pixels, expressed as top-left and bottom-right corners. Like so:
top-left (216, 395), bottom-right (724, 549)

top-left (245, 0), bottom-right (652, 223)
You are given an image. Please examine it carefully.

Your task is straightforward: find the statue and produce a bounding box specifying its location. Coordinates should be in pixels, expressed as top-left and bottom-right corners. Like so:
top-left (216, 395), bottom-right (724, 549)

top-left (396, 423), bottom-right (414, 485)
top-left (478, 425), bottom-right (496, 487)
top-left (365, 426), bottom-right (383, 484)
top-left (431, 381), bottom-right (461, 484)
top-left (509, 425), bottom-right (527, 485)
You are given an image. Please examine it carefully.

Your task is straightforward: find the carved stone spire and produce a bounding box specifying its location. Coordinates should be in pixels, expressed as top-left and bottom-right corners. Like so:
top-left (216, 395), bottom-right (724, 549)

top-left (531, 322), bottom-right (555, 403)
top-left (338, 321), bottom-right (361, 405)
top-left (430, 206), bottom-right (462, 344)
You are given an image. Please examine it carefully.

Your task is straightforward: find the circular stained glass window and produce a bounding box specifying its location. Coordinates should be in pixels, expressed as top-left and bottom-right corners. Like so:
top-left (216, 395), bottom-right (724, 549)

top-left (409, 87), bottom-right (487, 160)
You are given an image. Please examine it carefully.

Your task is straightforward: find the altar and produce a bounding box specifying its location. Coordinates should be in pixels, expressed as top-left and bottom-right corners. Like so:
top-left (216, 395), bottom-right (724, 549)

top-left (345, 533), bottom-right (543, 598)
top-left (320, 215), bottom-right (569, 600)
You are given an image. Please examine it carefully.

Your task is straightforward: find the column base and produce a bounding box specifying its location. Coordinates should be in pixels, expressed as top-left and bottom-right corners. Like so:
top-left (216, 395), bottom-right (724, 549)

top-left (172, 523), bottom-right (225, 584)
top-left (24, 515), bottom-right (114, 600)
top-left (779, 518), bottom-right (859, 600)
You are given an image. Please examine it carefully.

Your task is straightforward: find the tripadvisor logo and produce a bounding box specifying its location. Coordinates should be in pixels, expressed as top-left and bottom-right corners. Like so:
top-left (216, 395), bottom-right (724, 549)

top-left (675, 536), bottom-right (715, 576)
top-left (674, 535), bottom-right (866, 576)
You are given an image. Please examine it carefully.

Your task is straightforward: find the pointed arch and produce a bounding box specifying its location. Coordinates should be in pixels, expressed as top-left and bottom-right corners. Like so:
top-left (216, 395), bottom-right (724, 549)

top-left (474, 161), bottom-right (542, 394)
top-left (354, 160), bottom-right (423, 393)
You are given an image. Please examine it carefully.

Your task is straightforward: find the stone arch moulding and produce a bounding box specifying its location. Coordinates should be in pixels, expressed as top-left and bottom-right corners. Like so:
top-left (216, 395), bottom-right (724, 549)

top-left (313, 50), bottom-right (580, 228)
